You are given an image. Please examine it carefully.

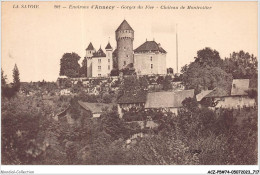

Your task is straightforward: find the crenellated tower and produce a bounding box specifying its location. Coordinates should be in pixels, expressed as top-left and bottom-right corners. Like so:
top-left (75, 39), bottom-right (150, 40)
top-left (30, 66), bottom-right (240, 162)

top-left (115, 20), bottom-right (134, 70)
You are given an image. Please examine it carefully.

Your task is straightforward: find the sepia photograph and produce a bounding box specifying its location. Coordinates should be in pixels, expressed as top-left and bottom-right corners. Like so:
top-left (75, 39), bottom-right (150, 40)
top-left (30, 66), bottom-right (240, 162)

top-left (0, 0), bottom-right (258, 173)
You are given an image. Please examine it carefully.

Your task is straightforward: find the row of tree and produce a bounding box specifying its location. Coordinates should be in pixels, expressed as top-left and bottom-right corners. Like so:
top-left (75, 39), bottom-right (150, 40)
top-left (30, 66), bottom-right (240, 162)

top-left (181, 48), bottom-right (257, 94)
top-left (1, 64), bottom-right (21, 98)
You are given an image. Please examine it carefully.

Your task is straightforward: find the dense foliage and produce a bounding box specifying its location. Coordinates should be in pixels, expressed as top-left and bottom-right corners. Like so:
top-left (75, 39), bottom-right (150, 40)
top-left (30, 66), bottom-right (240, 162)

top-left (60, 52), bottom-right (81, 78)
top-left (79, 57), bottom-right (88, 77)
top-left (1, 65), bottom-right (21, 99)
top-left (181, 48), bottom-right (257, 94)
top-left (182, 62), bottom-right (232, 94)
top-left (2, 94), bottom-right (257, 165)
top-left (1, 69), bottom-right (6, 86)
top-left (223, 51), bottom-right (257, 79)
top-left (12, 64), bottom-right (20, 92)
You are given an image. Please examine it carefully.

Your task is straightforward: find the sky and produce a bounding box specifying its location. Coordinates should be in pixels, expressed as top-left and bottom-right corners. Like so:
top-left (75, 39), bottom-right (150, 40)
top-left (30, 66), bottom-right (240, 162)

top-left (1, 1), bottom-right (258, 82)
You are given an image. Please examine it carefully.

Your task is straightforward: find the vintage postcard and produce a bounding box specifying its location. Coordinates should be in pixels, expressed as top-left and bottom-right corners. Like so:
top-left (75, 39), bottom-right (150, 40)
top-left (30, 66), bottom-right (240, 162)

top-left (1, 1), bottom-right (258, 174)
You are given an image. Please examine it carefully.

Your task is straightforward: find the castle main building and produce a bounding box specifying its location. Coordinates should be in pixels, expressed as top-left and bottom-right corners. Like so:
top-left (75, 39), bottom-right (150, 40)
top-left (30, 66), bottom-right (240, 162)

top-left (86, 20), bottom-right (167, 77)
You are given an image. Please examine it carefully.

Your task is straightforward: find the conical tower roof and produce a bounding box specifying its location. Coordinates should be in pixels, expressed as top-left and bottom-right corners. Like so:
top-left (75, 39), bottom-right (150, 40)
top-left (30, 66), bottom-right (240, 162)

top-left (105, 42), bottom-right (112, 50)
top-left (93, 47), bottom-right (106, 57)
top-left (116, 20), bottom-right (134, 32)
top-left (86, 42), bottom-right (95, 50)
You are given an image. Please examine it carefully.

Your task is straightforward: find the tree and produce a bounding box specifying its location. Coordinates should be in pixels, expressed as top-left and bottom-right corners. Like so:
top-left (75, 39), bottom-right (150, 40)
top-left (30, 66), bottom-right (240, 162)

top-left (71, 81), bottom-right (83, 94)
top-left (181, 48), bottom-right (234, 94)
top-left (110, 68), bottom-right (119, 76)
top-left (2, 68), bottom-right (7, 86)
top-left (245, 89), bottom-right (257, 99)
top-left (20, 83), bottom-right (30, 95)
top-left (125, 133), bottom-right (199, 165)
top-left (120, 67), bottom-right (136, 76)
top-left (12, 64), bottom-right (20, 92)
top-left (100, 110), bottom-right (126, 140)
top-left (63, 78), bottom-right (72, 88)
top-left (167, 67), bottom-right (174, 74)
top-left (162, 75), bottom-right (172, 91)
top-left (1, 96), bottom-right (47, 164)
top-left (157, 76), bottom-right (164, 84)
top-left (0, 69), bottom-right (16, 99)
top-left (223, 51), bottom-right (257, 79)
top-left (173, 73), bottom-right (182, 82)
top-left (60, 52), bottom-right (81, 78)
top-left (80, 57), bottom-right (88, 77)
top-left (182, 97), bottom-right (199, 112)
top-left (138, 76), bottom-right (149, 89)
top-left (69, 97), bottom-right (81, 120)
top-left (2, 86), bottom-right (16, 99)
top-left (102, 93), bottom-right (112, 103)
top-left (120, 76), bottom-right (140, 92)
top-left (194, 47), bottom-right (223, 68)
top-left (182, 62), bottom-right (232, 94)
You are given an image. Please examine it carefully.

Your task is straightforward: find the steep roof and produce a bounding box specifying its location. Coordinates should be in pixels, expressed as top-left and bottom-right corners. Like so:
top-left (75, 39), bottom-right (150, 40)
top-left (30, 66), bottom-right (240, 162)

top-left (200, 79), bottom-right (250, 99)
top-left (105, 42), bottom-right (112, 50)
top-left (134, 41), bottom-right (167, 54)
top-left (145, 89), bottom-right (194, 109)
top-left (86, 42), bottom-right (95, 51)
top-left (205, 88), bottom-right (231, 98)
top-left (116, 20), bottom-right (134, 32)
top-left (196, 90), bottom-right (213, 102)
top-left (78, 101), bottom-right (113, 114)
top-left (231, 79), bottom-right (249, 96)
top-left (93, 47), bottom-right (106, 57)
top-left (117, 90), bottom-right (147, 104)
top-left (56, 106), bottom-right (70, 117)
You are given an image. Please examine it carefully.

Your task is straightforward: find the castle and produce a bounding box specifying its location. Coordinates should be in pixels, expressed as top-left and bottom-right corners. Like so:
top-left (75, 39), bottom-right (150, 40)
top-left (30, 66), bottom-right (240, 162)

top-left (85, 20), bottom-right (167, 77)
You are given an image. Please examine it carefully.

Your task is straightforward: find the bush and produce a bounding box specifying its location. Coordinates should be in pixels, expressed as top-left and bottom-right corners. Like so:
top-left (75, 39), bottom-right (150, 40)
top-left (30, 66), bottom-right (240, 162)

top-left (78, 91), bottom-right (98, 103)
top-left (102, 93), bottom-right (112, 103)
top-left (110, 69), bottom-right (119, 76)
top-left (2, 86), bottom-right (16, 99)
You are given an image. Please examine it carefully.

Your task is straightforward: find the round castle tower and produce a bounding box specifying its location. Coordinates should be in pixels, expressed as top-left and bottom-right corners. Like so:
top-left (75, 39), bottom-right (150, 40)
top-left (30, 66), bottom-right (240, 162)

top-left (115, 20), bottom-right (134, 70)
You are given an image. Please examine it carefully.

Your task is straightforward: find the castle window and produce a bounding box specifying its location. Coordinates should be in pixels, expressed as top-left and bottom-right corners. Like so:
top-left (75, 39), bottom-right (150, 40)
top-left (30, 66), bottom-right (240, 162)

top-left (108, 65), bottom-right (110, 70)
top-left (124, 61), bottom-right (126, 66)
top-left (108, 59), bottom-right (110, 63)
top-left (151, 64), bottom-right (153, 69)
top-left (127, 55), bottom-right (129, 58)
top-left (150, 56), bottom-right (152, 61)
top-left (98, 74), bottom-right (101, 77)
top-left (98, 59), bottom-right (101, 63)
top-left (233, 84), bottom-right (236, 88)
top-left (98, 66), bottom-right (101, 70)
